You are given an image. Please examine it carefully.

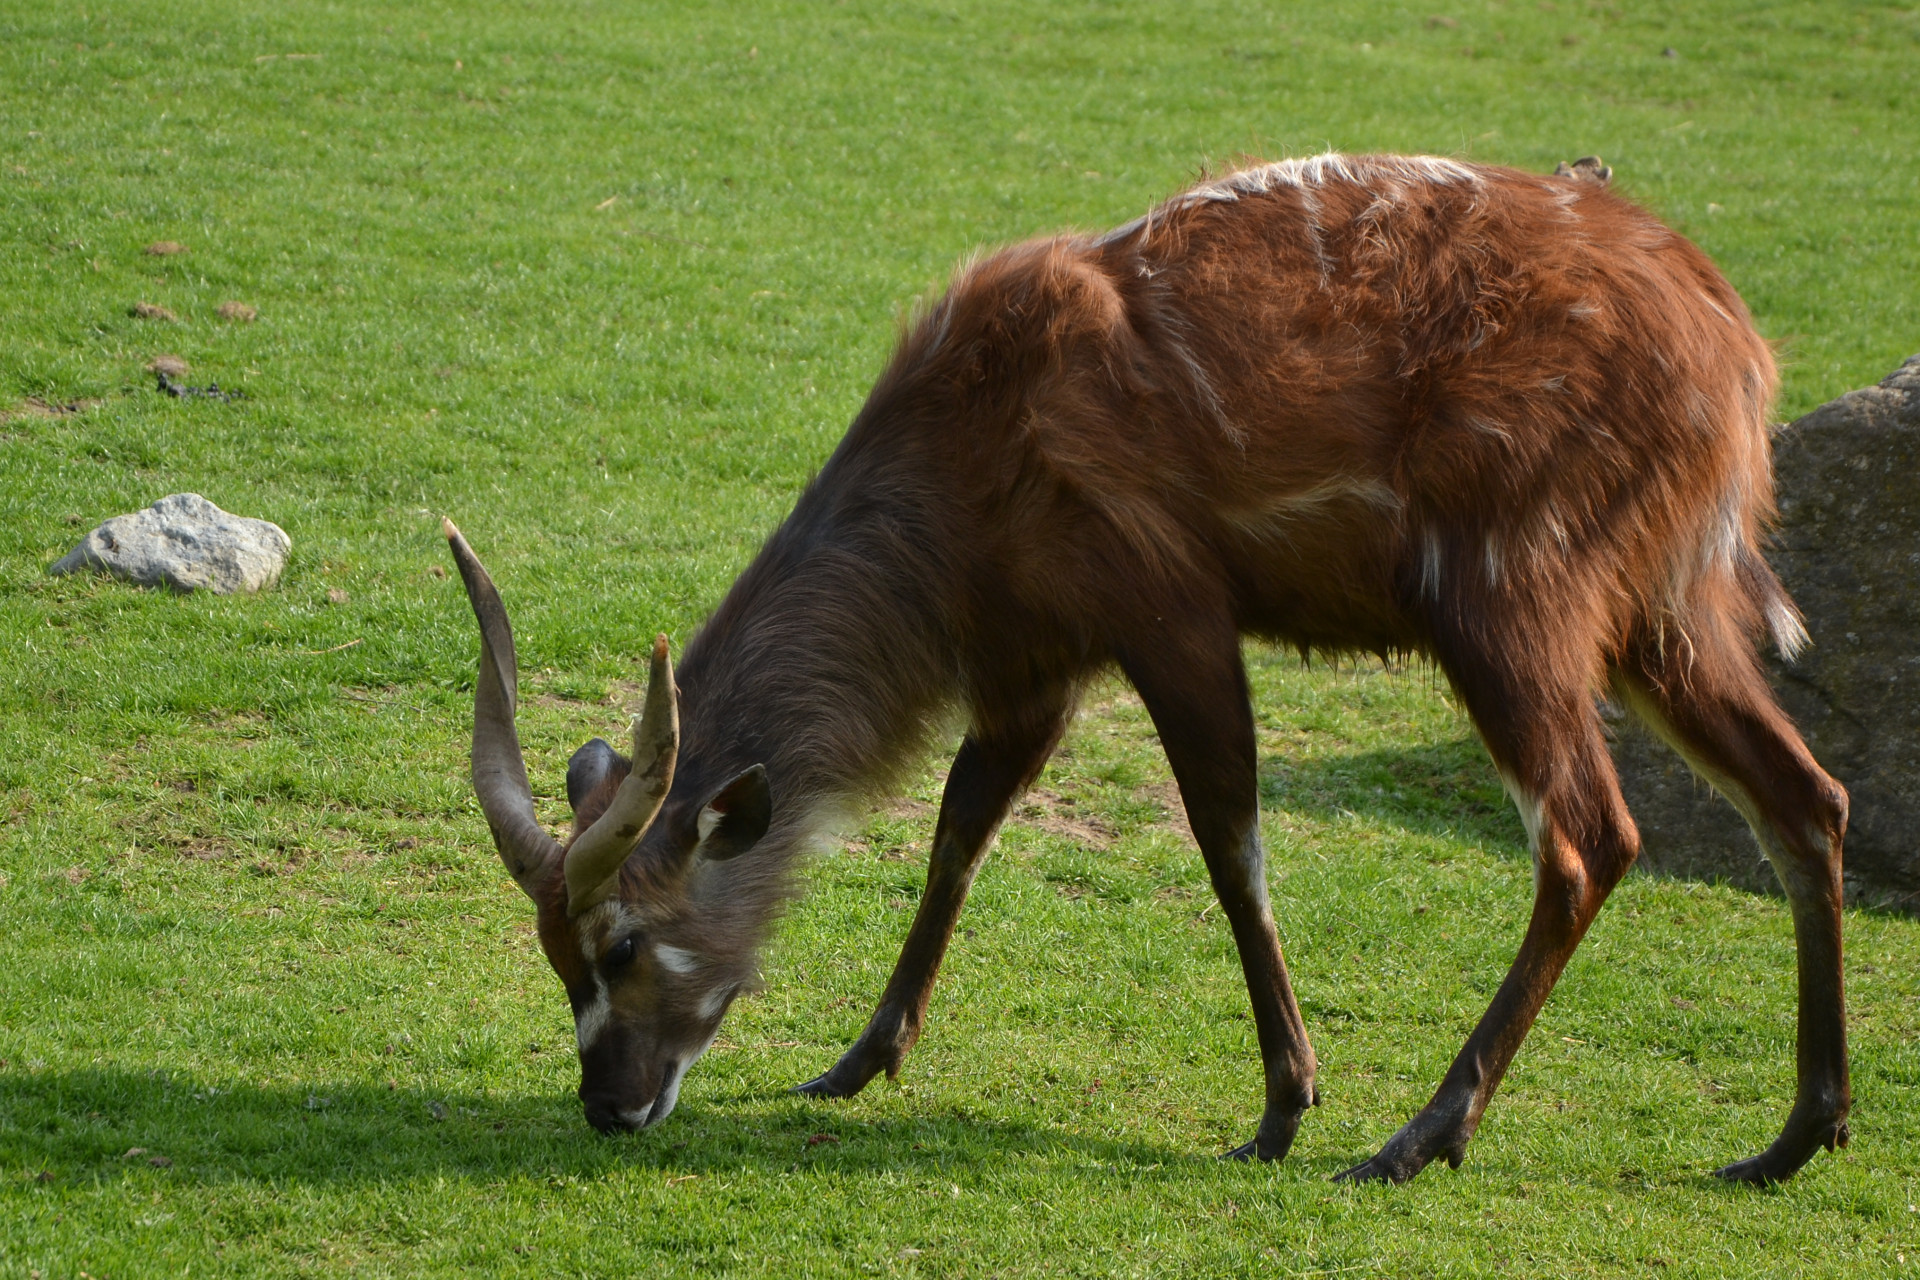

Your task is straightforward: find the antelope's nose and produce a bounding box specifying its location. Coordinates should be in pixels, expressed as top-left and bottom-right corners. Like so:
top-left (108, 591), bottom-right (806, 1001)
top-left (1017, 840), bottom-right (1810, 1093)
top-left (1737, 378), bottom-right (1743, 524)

top-left (581, 1094), bottom-right (642, 1135)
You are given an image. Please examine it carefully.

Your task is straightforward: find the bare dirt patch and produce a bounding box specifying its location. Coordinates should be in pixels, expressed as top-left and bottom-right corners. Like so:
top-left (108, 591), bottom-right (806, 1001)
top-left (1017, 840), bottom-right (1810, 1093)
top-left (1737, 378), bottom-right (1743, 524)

top-left (881, 795), bottom-right (935, 821)
top-left (1014, 787), bottom-right (1118, 850)
top-left (1, 396), bottom-right (96, 425)
top-left (1140, 778), bottom-right (1193, 841)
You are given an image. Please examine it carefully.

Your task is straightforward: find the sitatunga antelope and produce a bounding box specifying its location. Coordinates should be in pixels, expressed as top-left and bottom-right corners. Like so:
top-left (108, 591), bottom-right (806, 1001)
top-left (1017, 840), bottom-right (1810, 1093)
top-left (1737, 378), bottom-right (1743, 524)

top-left (445, 152), bottom-right (1848, 1184)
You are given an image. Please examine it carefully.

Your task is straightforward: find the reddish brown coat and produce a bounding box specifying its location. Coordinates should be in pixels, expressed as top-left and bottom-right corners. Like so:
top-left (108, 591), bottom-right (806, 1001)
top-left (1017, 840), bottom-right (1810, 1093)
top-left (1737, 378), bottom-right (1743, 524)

top-left (454, 153), bottom-right (1847, 1183)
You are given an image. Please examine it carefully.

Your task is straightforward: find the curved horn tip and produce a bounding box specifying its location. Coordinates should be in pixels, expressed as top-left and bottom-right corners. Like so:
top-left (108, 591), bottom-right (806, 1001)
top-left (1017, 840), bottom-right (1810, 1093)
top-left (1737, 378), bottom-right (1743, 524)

top-left (653, 633), bottom-right (670, 661)
top-left (442, 516), bottom-right (462, 542)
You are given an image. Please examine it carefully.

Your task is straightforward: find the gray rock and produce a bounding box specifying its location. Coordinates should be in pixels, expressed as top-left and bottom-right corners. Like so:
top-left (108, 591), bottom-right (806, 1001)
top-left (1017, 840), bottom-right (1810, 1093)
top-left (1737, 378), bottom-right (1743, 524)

top-left (49, 493), bottom-right (290, 595)
top-left (1610, 354), bottom-right (1920, 913)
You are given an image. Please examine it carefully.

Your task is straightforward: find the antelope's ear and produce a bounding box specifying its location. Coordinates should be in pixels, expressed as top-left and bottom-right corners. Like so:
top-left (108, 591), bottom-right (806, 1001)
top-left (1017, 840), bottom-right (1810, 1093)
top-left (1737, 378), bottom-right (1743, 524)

top-left (565, 738), bottom-right (630, 824)
top-left (693, 765), bottom-right (772, 862)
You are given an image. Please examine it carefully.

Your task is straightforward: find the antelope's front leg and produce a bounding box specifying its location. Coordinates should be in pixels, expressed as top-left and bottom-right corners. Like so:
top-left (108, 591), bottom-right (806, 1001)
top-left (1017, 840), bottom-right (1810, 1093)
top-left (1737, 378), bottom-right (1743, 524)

top-left (1119, 616), bottom-right (1319, 1163)
top-left (796, 705), bottom-right (1069, 1099)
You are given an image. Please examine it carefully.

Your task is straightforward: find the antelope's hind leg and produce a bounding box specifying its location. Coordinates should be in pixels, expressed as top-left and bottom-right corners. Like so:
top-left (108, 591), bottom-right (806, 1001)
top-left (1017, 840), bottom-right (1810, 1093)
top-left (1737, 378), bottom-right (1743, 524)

top-left (1614, 625), bottom-right (1850, 1184)
top-left (794, 689), bottom-right (1074, 1099)
top-left (1338, 627), bottom-right (1642, 1184)
top-left (1117, 619), bottom-right (1318, 1163)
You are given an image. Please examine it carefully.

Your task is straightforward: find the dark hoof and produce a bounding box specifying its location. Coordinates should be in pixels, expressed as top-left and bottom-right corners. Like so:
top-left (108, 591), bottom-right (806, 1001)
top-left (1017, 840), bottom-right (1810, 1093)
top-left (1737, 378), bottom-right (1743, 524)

top-left (1332, 1121), bottom-right (1466, 1185)
top-left (1333, 1154), bottom-right (1402, 1185)
top-left (792, 1071), bottom-right (859, 1099)
top-left (792, 1051), bottom-right (892, 1099)
top-left (1713, 1118), bottom-right (1849, 1186)
top-left (1713, 1154), bottom-right (1787, 1187)
top-left (1334, 1148), bottom-right (1460, 1184)
top-left (1219, 1111), bottom-right (1303, 1163)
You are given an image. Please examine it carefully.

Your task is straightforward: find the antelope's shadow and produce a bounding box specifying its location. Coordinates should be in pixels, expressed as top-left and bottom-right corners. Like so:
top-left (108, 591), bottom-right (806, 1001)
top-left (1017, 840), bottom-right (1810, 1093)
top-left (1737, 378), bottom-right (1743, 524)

top-left (1254, 737), bottom-right (1525, 855)
top-left (3, 1067), bottom-right (1273, 1188)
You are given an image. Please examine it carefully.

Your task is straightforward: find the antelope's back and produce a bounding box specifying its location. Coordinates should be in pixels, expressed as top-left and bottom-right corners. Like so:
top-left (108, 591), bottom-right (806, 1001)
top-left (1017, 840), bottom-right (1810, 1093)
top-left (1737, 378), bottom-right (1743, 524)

top-left (1025, 155), bottom-right (1779, 655)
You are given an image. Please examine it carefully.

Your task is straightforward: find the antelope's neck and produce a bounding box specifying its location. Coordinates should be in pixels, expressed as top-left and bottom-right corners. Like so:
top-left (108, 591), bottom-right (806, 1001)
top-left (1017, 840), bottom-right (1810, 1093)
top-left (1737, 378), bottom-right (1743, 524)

top-left (670, 474), bottom-right (959, 832)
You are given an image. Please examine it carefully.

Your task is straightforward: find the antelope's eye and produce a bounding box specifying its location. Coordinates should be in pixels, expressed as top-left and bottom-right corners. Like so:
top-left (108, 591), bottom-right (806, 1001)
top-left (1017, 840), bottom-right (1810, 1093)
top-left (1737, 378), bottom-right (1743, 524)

top-left (606, 935), bottom-right (637, 969)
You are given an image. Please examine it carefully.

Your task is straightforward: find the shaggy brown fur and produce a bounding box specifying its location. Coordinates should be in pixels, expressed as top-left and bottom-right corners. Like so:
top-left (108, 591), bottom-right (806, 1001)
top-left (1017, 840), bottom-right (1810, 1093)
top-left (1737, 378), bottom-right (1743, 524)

top-left (463, 153), bottom-right (1848, 1185)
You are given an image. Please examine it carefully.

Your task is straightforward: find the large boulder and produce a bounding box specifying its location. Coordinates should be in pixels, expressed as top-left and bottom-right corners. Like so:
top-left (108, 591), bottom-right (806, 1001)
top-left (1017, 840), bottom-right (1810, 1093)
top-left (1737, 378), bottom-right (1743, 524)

top-left (1610, 354), bottom-right (1920, 913)
top-left (50, 493), bottom-right (290, 594)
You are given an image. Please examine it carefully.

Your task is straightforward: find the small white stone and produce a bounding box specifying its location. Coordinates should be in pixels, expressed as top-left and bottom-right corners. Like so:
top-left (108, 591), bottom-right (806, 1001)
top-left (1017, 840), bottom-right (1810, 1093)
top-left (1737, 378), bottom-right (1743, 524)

top-left (50, 493), bottom-right (290, 594)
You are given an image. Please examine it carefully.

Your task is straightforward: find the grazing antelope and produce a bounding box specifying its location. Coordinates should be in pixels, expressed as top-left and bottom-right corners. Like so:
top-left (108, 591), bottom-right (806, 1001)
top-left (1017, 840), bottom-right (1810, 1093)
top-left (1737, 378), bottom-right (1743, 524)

top-left (445, 151), bottom-right (1849, 1184)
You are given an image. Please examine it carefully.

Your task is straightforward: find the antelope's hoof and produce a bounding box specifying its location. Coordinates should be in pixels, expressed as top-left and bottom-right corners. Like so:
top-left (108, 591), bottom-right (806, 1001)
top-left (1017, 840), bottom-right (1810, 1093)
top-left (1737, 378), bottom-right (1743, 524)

top-left (1220, 1113), bottom-right (1304, 1163)
top-left (792, 1050), bottom-right (892, 1099)
top-left (1713, 1117), bottom-right (1850, 1186)
top-left (1713, 1154), bottom-right (1786, 1187)
top-left (1333, 1155), bottom-right (1395, 1185)
top-left (1334, 1100), bottom-right (1474, 1185)
top-left (1334, 1146), bottom-right (1460, 1184)
top-left (792, 1071), bottom-right (861, 1099)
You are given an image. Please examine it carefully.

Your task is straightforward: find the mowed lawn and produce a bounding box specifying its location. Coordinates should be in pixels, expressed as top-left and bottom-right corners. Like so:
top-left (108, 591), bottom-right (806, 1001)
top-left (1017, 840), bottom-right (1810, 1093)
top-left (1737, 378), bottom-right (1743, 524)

top-left (3, 1), bottom-right (1918, 1275)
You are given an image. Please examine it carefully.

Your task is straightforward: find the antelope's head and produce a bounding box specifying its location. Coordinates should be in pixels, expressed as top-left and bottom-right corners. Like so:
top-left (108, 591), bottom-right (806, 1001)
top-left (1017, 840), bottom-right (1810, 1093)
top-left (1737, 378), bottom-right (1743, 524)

top-left (443, 520), bottom-right (772, 1134)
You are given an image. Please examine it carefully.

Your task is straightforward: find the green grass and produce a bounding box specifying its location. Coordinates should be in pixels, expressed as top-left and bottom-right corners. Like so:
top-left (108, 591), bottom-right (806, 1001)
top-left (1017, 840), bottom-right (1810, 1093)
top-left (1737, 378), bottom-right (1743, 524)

top-left (3, 0), bottom-right (1918, 1275)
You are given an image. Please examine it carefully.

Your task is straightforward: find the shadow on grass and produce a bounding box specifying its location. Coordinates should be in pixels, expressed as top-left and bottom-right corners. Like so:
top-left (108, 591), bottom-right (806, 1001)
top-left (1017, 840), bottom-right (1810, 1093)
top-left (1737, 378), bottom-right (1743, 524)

top-left (2, 1067), bottom-right (1203, 1188)
top-left (1268, 737), bottom-right (1920, 920)
top-left (1259, 738), bottom-right (1525, 855)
